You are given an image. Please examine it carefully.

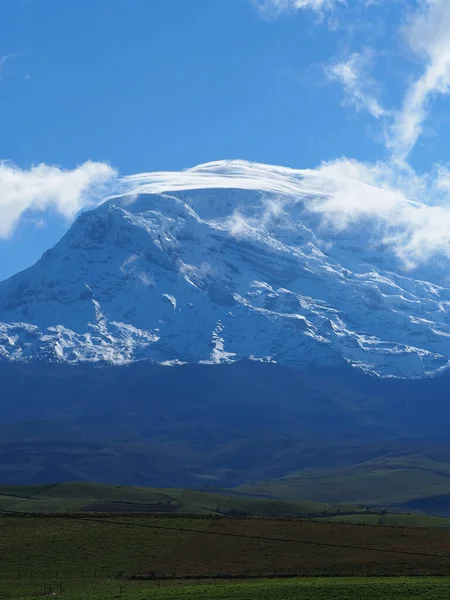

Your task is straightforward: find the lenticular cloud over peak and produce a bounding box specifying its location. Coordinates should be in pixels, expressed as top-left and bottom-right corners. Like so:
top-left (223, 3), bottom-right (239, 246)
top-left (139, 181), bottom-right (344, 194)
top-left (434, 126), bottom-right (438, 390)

top-left (119, 160), bottom-right (313, 197)
top-left (116, 159), bottom-right (450, 270)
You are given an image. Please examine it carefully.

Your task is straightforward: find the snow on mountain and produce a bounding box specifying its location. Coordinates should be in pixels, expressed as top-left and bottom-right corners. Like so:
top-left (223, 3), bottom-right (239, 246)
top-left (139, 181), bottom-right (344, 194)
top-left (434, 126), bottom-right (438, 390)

top-left (1, 159), bottom-right (450, 378)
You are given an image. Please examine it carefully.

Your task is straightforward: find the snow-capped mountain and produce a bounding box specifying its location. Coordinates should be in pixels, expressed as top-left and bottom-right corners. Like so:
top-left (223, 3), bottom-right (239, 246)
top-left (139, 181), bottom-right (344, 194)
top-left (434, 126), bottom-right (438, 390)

top-left (1, 160), bottom-right (450, 378)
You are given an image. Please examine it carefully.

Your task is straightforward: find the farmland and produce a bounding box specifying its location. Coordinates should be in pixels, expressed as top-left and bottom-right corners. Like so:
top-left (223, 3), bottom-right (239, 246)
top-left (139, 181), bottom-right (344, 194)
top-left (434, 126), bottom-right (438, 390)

top-left (2, 515), bottom-right (450, 578)
top-left (3, 484), bottom-right (450, 598)
top-left (2, 512), bottom-right (450, 598)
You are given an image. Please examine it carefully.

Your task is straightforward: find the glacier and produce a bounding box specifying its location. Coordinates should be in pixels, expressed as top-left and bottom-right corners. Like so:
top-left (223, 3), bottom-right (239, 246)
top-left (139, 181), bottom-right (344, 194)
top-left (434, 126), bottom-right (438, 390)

top-left (1, 159), bottom-right (450, 378)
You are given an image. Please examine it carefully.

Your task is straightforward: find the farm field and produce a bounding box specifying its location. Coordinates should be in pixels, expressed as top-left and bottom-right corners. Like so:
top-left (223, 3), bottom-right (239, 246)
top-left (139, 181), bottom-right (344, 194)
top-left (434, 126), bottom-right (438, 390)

top-left (1, 578), bottom-right (450, 600)
top-left (3, 515), bottom-right (450, 578)
top-left (3, 514), bottom-right (450, 598)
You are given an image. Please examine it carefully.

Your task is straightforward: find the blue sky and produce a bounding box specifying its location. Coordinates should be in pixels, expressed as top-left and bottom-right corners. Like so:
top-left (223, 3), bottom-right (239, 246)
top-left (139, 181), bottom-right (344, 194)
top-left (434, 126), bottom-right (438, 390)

top-left (1, 0), bottom-right (450, 279)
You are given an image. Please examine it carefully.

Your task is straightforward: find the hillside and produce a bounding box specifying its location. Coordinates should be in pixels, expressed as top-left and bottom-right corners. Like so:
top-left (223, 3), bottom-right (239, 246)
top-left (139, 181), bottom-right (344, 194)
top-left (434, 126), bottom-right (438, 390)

top-left (2, 360), bottom-right (450, 490)
top-left (0, 481), bottom-right (352, 518)
top-left (236, 452), bottom-right (450, 506)
top-left (4, 481), bottom-right (450, 527)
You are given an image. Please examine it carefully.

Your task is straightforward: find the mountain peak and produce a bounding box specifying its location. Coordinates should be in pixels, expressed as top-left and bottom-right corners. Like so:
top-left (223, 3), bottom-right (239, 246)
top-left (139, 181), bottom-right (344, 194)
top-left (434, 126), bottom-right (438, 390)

top-left (0, 161), bottom-right (449, 378)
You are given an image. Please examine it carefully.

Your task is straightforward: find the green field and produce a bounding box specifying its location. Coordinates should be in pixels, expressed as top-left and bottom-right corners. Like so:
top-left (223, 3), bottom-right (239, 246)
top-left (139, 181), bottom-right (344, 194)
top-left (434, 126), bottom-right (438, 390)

top-left (4, 481), bottom-right (450, 529)
top-left (323, 512), bottom-right (450, 528)
top-left (0, 481), bottom-right (363, 518)
top-left (1, 578), bottom-right (450, 600)
top-left (237, 453), bottom-right (450, 505)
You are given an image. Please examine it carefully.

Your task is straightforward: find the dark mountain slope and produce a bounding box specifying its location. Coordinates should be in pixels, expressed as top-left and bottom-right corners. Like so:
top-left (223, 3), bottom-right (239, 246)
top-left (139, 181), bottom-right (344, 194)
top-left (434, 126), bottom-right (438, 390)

top-left (1, 360), bottom-right (450, 487)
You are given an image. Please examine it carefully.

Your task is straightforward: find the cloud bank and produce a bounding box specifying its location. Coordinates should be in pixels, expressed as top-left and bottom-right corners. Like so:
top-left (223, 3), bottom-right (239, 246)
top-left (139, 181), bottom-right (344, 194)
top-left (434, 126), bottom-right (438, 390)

top-left (0, 161), bottom-right (117, 238)
top-left (310, 158), bottom-right (450, 269)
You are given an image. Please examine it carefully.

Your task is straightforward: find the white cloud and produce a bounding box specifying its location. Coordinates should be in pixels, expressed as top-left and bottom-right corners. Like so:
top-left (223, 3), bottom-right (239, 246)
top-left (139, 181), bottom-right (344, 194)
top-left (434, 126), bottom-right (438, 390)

top-left (327, 52), bottom-right (388, 119)
top-left (314, 0), bottom-right (450, 157)
top-left (253, 0), bottom-right (343, 16)
top-left (390, 0), bottom-right (450, 156)
top-left (307, 157), bottom-right (450, 268)
top-left (0, 161), bottom-right (117, 238)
